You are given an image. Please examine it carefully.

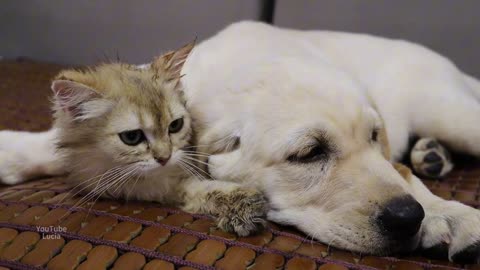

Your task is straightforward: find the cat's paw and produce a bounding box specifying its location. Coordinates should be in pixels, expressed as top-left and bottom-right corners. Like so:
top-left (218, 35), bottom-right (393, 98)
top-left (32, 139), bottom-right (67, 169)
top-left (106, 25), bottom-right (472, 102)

top-left (0, 131), bottom-right (28, 184)
top-left (0, 149), bottom-right (27, 185)
top-left (420, 200), bottom-right (480, 264)
top-left (216, 189), bottom-right (268, 237)
top-left (410, 138), bottom-right (453, 178)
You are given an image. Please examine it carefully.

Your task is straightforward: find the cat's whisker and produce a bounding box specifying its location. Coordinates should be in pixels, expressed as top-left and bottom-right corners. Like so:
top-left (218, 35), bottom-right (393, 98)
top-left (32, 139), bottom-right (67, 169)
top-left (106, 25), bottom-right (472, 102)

top-left (72, 169), bottom-right (119, 198)
top-left (69, 177), bottom-right (116, 211)
top-left (182, 155), bottom-right (216, 169)
top-left (178, 161), bottom-right (203, 181)
top-left (177, 163), bottom-right (192, 179)
top-left (182, 154), bottom-right (215, 165)
top-left (67, 166), bottom-right (130, 212)
top-left (84, 165), bottom-right (139, 215)
top-left (63, 166), bottom-right (125, 201)
top-left (182, 135), bottom-right (235, 150)
top-left (57, 166), bottom-right (124, 207)
top-left (110, 166), bottom-right (142, 202)
top-left (182, 156), bottom-right (216, 175)
top-left (94, 165), bottom-right (135, 198)
top-left (181, 152), bottom-right (207, 156)
top-left (125, 171), bottom-right (142, 201)
top-left (110, 165), bottom-right (139, 195)
top-left (181, 150), bottom-right (212, 156)
top-left (178, 161), bottom-right (204, 181)
top-left (182, 152), bottom-right (212, 158)
top-left (62, 162), bottom-right (137, 214)
top-left (178, 159), bottom-right (206, 181)
top-left (179, 158), bottom-right (212, 181)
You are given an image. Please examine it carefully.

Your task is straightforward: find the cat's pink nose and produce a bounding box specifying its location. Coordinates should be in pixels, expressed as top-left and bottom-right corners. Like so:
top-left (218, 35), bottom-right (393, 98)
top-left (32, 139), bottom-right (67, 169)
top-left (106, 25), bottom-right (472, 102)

top-left (154, 156), bottom-right (170, 166)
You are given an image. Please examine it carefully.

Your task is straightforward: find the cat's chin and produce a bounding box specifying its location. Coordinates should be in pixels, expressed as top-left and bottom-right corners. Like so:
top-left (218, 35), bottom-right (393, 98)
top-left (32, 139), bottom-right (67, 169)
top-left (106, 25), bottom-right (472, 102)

top-left (140, 163), bottom-right (181, 176)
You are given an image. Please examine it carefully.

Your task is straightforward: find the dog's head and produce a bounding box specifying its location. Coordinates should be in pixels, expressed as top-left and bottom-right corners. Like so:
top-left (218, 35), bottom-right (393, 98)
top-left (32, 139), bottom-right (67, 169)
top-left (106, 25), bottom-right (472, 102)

top-left (202, 58), bottom-right (424, 254)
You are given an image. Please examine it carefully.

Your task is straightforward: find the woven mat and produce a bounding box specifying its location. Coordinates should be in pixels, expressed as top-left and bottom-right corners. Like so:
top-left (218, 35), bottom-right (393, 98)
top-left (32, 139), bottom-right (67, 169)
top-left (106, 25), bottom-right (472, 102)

top-left (0, 60), bottom-right (479, 270)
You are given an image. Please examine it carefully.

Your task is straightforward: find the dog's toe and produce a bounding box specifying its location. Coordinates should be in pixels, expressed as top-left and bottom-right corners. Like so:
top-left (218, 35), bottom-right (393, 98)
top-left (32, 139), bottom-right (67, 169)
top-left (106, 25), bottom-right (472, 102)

top-left (421, 200), bottom-right (480, 263)
top-left (451, 242), bottom-right (480, 264)
top-left (410, 138), bottom-right (453, 178)
top-left (421, 242), bottom-right (449, 260)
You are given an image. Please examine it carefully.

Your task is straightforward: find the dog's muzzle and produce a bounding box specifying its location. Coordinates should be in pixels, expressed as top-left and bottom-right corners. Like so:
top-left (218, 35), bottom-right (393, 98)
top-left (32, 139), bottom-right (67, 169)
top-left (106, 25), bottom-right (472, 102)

top-left (377, 195), bottom-right (425, 239)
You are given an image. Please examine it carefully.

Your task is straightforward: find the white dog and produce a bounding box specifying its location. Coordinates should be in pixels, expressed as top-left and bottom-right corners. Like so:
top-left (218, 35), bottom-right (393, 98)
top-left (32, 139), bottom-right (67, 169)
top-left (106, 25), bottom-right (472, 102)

top-left (1, 21), bottom-right (479, 263)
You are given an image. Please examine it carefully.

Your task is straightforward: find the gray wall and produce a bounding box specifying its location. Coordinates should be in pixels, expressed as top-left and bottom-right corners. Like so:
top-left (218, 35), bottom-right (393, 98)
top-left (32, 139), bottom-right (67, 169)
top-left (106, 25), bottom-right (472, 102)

top-left (0, 0), bottom-right (262, 65)
top-left (275, 0), bottom-right (480, 77)
top-left (2, 0), bottom-right (479, 78)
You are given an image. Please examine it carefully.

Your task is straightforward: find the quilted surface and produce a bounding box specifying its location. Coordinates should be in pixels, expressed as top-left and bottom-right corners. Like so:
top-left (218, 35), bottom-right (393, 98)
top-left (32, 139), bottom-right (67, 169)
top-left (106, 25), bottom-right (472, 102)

top-left (0, 60), bottom-right (479, 270)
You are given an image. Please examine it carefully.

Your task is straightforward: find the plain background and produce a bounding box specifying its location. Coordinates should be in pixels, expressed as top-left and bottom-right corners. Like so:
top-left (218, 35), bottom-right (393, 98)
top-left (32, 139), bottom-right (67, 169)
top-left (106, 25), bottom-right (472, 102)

top-left (0, 0), bottom-right (261, 65)
top-left (1, 0), bottom-right (479, 77)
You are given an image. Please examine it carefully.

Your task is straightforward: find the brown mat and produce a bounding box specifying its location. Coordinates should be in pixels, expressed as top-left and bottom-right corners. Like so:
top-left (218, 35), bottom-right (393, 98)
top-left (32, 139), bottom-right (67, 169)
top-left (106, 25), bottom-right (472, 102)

top-left (0, 60), bottom-right (479, 270)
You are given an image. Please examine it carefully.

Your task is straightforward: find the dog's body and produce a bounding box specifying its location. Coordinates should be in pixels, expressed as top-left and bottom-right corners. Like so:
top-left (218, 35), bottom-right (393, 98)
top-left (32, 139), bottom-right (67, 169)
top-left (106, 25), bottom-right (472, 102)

top-left (1, 21), bottom-right (480, 262)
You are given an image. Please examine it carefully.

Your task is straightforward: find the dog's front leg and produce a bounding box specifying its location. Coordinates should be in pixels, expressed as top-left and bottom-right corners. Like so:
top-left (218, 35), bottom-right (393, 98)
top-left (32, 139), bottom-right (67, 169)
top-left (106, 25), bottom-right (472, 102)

top-left (395, 163), bottom-right (480, 264)
top-left (176, 177), bottom-right (268, 236)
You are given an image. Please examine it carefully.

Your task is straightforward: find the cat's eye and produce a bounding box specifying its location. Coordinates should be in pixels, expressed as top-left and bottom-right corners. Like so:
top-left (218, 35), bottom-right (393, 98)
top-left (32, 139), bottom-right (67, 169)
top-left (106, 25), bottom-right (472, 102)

top-left (371, 129), bottom-right (379, 142)
top-left (119, 129), bottom-right (145, 146)
top-left (287, 144), bottom-right (328, 163)
top-left (169, 118), bottom-right (184, 133)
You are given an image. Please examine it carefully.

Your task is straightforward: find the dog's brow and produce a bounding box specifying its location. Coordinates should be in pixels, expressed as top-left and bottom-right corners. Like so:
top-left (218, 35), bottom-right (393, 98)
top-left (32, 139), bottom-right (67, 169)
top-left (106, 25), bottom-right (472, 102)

top-left (291, 130), bottom-right (330, 151)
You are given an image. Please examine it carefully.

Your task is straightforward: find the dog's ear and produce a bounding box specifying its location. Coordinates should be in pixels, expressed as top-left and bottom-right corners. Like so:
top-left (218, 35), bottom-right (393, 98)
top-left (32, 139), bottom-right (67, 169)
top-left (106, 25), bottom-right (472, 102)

top-left (378, 125), bottom-right (391, 161)
top-left (393, 163), bottom-right (412, 181)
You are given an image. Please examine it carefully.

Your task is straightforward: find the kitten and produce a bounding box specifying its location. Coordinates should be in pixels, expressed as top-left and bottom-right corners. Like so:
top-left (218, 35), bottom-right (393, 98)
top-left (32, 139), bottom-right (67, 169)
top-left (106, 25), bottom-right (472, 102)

top-left (40, 43), bottom-right (266, 236)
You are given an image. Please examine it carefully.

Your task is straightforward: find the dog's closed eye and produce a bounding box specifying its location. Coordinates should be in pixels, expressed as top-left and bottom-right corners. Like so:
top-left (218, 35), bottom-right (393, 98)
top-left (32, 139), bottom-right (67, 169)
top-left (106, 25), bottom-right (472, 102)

top-left (287, 143), bottom-right (329, 163)
top-left (371, 129), bottom-right (378, 142)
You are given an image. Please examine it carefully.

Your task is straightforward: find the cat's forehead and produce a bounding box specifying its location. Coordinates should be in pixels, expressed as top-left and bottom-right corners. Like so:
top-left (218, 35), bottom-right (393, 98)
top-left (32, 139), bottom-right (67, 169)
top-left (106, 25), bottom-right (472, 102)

top-left (113, 106), bottom-right (151, 127)
top-left (112, 90), bottom-right (185, 132)
top-left (93, 64), bottom-right (185, 129)
top-left (103, 66), bottom-right (160, 94)
top-left (101, 66), bottom-right (178, 106)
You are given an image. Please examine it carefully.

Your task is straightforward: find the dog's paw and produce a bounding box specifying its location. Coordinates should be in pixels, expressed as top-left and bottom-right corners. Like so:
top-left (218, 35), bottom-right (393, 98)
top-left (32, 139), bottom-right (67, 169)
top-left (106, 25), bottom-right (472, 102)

top-left (410, 138), bottom-right (453, 178)
top-left (216, 190), bottom-right (268, 237)
top-left (420, 200), bottom-right (480, 264)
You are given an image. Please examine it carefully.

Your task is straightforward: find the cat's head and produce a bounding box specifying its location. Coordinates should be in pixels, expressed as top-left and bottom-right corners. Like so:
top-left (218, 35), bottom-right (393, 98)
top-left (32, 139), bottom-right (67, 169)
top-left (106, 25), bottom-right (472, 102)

top-left (52, 43), bottom-right (195, 181)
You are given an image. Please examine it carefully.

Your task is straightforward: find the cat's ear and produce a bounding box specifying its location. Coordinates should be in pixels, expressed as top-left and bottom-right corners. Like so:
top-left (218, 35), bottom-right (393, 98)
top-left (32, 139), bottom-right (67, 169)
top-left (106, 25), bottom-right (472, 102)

top-left (51, 79), bottom-right (109, 121)
top-left (152, 41), bottom-right (195, 82)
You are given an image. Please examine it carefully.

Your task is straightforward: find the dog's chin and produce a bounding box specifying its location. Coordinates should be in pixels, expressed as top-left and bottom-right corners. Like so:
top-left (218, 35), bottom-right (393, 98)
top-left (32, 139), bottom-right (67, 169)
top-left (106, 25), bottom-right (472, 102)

top-left (358, 235), bottom-right (421, 256)
top-left (379, 236), bottom-right (421, 255)
top-left (318, 231), bottom-right (421, 256)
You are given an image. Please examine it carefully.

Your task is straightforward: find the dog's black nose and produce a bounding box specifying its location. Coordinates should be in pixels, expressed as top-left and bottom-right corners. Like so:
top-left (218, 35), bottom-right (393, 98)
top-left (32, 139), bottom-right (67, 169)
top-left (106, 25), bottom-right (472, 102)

top-left (378, 195), bottom-right (425, 238)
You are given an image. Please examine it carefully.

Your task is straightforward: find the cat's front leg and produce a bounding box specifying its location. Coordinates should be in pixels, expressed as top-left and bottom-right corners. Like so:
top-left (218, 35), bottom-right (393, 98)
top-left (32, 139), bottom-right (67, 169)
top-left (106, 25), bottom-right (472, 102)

top-left (0, 128), bottom-right (65, 184)
top-left (177, 177), bottom-right (268, 236)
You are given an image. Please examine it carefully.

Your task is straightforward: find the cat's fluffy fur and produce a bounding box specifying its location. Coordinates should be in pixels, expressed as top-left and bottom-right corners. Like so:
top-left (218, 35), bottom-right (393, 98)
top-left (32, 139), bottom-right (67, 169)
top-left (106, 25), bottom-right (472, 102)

top-left (18, 43), bottom-right (267, 237)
